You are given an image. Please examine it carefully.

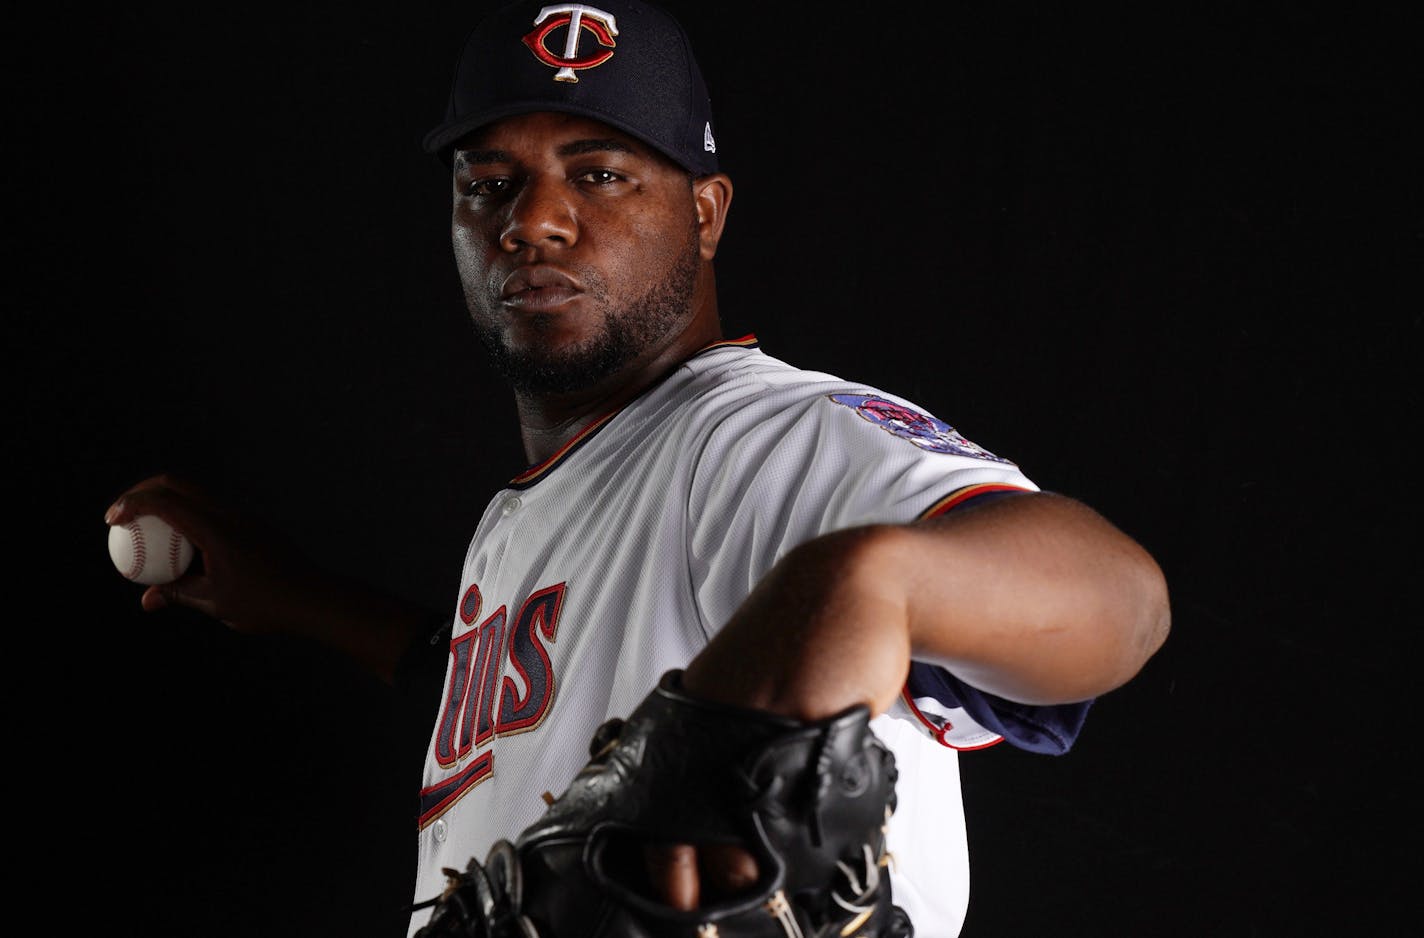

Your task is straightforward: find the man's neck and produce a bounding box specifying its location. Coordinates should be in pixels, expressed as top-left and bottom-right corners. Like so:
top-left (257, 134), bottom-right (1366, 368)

top-left (514, 323), bottom-right (725, 466)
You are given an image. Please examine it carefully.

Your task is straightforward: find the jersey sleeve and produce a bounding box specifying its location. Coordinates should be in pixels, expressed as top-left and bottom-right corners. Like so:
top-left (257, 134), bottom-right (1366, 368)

top-left (901, 661), bottom-right (1091, 755)
top-left (686, 377), bottom-right (1089, 754)
top-left (686, 381), bottom-right (1041, 605)
top-left (892, 486), bottom-right (1093, 755)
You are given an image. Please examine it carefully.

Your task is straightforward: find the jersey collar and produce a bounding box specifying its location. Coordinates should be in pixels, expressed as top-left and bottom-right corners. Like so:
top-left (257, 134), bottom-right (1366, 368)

top-left (507, 334), bottom-right (759, 488)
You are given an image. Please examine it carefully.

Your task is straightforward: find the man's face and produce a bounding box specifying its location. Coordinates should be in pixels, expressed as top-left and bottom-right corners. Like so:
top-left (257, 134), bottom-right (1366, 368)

top-left (449, 111), bottom-right (702, 395)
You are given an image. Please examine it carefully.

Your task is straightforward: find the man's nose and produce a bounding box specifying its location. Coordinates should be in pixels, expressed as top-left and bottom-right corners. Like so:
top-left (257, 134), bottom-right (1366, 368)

top-left (500, 177), bottom-right (577, 252)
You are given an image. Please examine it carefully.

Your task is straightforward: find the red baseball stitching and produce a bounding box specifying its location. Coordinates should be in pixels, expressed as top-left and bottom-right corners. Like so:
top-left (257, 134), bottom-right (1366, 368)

top-left (167, 529), bottom-right (185, 579)
top-left (125, 522), bottom-right (146, 580)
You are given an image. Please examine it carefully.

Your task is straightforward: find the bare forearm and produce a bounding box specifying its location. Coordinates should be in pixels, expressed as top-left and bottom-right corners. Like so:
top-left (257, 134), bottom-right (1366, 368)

top-left (267, 570), bottom-right (435, 686)
top-left (107, 474), bottom-right (434, 686)
top-left (897, 491), bottom-right (1170, 704)
top-left (682, 527), bottom-right (911, 720)
top-left (683, 492), bottom-right (1169, 717)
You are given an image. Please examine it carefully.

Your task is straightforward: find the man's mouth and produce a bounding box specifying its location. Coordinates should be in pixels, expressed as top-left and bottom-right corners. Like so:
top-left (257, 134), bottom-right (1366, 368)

top-left (501, 267), bottom-right (582, 312)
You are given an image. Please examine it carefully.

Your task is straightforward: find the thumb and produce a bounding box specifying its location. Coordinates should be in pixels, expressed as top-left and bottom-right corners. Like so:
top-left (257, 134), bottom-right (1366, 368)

top-left (139, 584), bottom-right (172, 613)
top-left (140, 577), bottom-right (218, 619)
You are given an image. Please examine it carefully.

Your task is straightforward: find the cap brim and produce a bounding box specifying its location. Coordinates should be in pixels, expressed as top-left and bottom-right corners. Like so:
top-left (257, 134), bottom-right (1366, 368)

top-left (422, 100), bottom-right (712, 175)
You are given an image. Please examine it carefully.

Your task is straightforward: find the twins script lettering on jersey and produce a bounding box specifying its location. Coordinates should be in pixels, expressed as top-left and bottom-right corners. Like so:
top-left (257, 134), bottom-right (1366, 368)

top-left (418, 582), bottom-right (566, 828)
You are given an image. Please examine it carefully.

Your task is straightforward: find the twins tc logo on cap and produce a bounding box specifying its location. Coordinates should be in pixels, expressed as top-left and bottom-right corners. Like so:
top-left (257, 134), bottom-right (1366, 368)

top-left (522, 4), bottom-right (619, 82)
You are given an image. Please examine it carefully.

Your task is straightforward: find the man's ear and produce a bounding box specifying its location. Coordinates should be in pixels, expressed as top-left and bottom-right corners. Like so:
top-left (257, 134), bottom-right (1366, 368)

top-left (693, 174), bottom-right (733, 260)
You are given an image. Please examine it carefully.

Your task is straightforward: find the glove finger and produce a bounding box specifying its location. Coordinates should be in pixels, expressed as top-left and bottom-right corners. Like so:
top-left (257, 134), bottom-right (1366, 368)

top-left (642, 842), bottom-right (699, 910)
top-left (485, 839), bottom-right (524, 912)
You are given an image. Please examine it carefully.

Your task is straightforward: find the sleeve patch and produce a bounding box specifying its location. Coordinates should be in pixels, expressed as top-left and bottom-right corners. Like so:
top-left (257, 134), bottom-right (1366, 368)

top-left (828, 394), bottom-right (1012, 462)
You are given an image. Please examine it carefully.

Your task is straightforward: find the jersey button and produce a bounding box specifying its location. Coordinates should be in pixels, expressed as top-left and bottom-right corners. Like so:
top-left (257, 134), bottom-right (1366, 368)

top-left (433, 819), bottom-right (448, 843)
top-left (501, 496), bottom-right (522, 516)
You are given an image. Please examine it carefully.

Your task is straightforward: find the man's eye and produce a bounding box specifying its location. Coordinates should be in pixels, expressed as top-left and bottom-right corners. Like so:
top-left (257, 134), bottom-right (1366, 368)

top-left (578, 169), bottom-right (621, 185)
top-left (464, 178), bottom-right (510, 197)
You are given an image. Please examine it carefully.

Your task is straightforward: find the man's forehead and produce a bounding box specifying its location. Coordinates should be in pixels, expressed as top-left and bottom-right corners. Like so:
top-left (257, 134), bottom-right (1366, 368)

top-left (452, 111), bottom-right (647, 161)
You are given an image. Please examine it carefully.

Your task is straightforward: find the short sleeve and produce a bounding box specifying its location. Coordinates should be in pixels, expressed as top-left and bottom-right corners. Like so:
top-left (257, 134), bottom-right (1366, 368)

top-left (686, 376), bottom-right (1037, 637)
top-left (679, 360), bottom-right (1095, 756)
top-left (897, 486), bottom-right (1095, 755)
top-left (901, 661), bottom-right (1092, 755)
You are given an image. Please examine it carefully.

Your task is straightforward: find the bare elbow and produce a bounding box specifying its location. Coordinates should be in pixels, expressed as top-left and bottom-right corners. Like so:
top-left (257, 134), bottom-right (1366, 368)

top-left (1059, 542), bottom-right (1171, 701)
top-left (1143, 567), bottom-right (1172, 658)
top-left (1111, 550), bottom-right (1171, 688)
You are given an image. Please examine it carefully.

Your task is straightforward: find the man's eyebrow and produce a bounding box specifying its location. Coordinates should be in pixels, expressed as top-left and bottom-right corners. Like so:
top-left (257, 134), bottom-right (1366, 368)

top-left (453, 149), bottom-right (509, 168)
top-left (454, 139), bottom-right (636, 168)
top-left (557, 138), bottom-right (637, 158)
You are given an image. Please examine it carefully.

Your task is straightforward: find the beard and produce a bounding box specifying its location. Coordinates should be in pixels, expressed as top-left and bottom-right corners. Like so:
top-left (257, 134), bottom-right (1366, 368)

top-left (469, 223), bottom-right (701, 396)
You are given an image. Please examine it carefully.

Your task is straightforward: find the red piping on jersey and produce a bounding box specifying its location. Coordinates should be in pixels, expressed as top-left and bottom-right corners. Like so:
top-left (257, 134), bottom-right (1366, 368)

top-left (509, 409), bottom-right (620, 486)
top-left (918, 482), bottom-right (1032, 520)
top-left (506, 334), bottom-right (761, 487)
top-left (711, 334), bottom-right (758, 349)
top-left (900, 685), bottom-right (1007, 751)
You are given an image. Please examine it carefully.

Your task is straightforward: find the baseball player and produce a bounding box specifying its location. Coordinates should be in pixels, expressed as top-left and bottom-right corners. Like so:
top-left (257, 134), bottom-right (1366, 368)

top-left (106, 2), bottom-right (1170, 936)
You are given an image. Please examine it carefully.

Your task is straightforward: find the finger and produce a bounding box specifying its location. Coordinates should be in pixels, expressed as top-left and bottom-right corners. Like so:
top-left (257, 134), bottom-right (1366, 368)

top-left (146, 473), bottom-right (209, 498)
top-left (643, 843), bottom-right (699, 910)
top-left (699, 843), bottom-right (758, 900)
top-left (106, 473), bottom-right (191, 512)
top-left (139, 585), bottom-right (170, 613)
top-left (141, 575), bottom-right (217, 619)
top-left (105, 474), bottom-right (182, 524)
top-left (105, 485), bottom-right (222, 554)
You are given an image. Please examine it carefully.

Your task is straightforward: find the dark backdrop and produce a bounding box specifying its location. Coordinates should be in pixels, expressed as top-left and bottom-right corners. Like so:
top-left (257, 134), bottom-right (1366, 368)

top-left (18, 2), bottom-right (1416, 936)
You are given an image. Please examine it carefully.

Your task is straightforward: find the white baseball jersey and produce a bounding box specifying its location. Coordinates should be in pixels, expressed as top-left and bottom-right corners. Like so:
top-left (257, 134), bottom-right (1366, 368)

top-left (408, 337), bottom-right (1057, 937)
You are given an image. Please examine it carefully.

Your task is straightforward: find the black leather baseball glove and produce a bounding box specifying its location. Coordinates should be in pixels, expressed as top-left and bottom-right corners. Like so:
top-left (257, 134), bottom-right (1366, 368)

top-left (412, 669), bottom-right (913, 938)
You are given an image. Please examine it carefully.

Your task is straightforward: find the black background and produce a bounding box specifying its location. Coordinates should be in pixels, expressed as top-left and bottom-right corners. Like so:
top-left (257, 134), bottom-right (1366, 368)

top-left (17, 1), bottom-right (1417, 935)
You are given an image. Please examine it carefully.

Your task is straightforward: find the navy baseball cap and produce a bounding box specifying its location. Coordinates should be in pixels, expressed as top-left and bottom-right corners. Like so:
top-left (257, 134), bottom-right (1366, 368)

top-left (423, 0), bottom-right (720, 175)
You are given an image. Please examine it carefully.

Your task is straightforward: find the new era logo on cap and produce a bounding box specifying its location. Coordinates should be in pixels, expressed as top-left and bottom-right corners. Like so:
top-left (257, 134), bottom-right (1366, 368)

top-left (424, 0), bottom-right (721, 176)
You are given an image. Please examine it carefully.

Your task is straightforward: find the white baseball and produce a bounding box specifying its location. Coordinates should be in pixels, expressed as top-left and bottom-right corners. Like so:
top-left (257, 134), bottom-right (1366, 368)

top-left (108, 514), bottom-right (195, 585)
